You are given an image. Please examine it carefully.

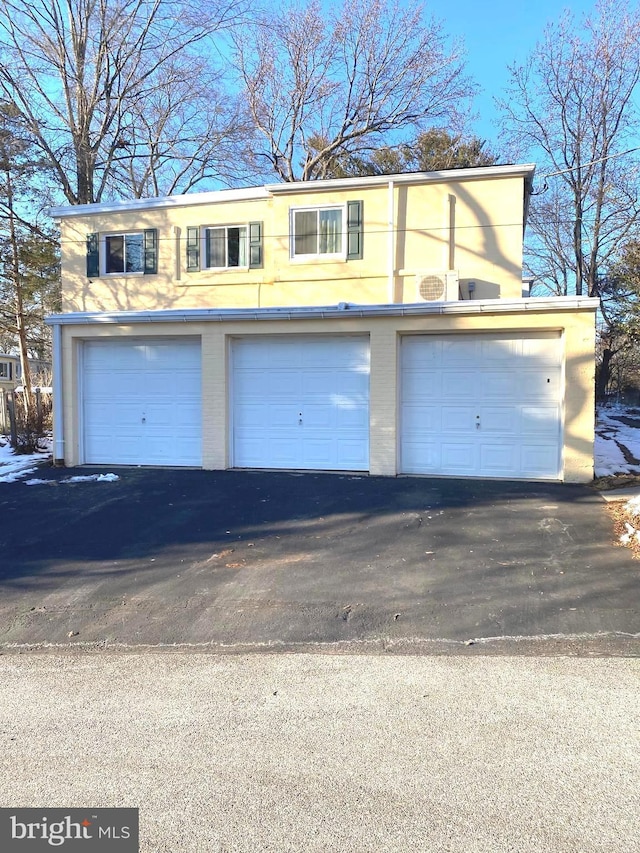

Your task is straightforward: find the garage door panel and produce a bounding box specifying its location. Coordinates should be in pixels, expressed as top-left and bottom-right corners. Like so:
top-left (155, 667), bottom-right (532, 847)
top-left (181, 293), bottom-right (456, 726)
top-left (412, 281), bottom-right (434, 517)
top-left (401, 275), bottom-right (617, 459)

top-left (521, 406), bottom-right (562, 436)
top-left (443, 339), bottom-right (479, 362)
top-left (403, 340), bottom-right (442, 369)
top-left (480, 340), bottom-right (516, 361)
top-left (480, 443), bottom-right (518, 473)
top-left (444, 371), bottom-right (476, 398)
top-left (402, 440), bottom-right (440, 472)
top-left (233, 337), bottom-right (369, 471)
top-left (521, 373), bottom-right (561, 397)
top-left (522, 337), bottom-right (561, 363)
top-left (83, 339), bottom-right (201, 467)
top-left (441, 442), bottom-right (476, 470)
top-left (401, 333), bottom-right (562, 479)
top-left (335, 404), bottom-right (369, 430)
top-left (480, 407), bottom-right (518, 433)
top-left (267, 437), bottom-right (303, 465)
top-left (480, 371), bottom-right (518, 399)
top-left (336, 439), bottom-right (370, 467)
top-left (403, 405), bottom-right (440, 432)
top-left (401, 371), bottom-right (442, 400)
top-left (442, 407), bottom-right (476, 431)
top-left (521, 444), bottom-right (560, 475)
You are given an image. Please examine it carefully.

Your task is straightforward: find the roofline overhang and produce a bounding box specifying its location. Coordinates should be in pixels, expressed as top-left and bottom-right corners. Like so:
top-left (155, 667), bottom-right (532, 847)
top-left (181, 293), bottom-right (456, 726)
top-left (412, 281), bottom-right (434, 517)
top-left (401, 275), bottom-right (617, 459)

top-left (46, 296), bottom-right (598, 327)
top-left (48, 164), bottom-right (536, 220)
top-left (265, 164), bottom-right (536, 194)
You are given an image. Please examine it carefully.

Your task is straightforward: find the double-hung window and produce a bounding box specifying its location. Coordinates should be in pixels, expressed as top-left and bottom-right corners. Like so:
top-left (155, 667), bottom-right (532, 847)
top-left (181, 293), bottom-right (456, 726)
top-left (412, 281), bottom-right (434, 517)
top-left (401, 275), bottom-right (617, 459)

top-left (292, 206), bottom-right (344, 258)
top-left (186, 222), bottom-right (263, 272)
top-left (290, 200), bottom-right (363, 261)
top-left (0, 362), bottom-right (12, 380)
top-left (205, 226), bottom-right (248, 269)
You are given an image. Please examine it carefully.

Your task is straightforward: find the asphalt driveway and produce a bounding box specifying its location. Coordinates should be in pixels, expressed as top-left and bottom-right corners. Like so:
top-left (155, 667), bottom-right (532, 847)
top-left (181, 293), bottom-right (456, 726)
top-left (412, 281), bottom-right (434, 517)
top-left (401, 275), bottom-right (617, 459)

top-left (0, 469), bottom-right (638, 654)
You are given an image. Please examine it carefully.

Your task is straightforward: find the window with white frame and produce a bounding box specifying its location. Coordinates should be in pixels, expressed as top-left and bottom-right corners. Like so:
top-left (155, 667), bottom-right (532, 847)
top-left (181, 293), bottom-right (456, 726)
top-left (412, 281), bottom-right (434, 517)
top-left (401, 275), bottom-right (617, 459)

top-left (86, 230), bottom-right (157, 278)
top-left (205, 225), bottom-right (248, 269)
top-left (186, 222), bottom-right (262, 273)
top-left (291, 206), bottom-right (344, 258)
top-left (104, 233), bottom-right (145, 274)
top-left (0, 362), bottom-right (12, 379)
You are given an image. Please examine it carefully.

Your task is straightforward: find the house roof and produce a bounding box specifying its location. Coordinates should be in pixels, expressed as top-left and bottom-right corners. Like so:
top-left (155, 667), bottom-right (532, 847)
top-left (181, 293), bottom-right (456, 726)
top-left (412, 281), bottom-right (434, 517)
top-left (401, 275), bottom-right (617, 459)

top-left (48, 164), bottom-right (536, 220)
top-left (46, 295), bottom-right (598, 327)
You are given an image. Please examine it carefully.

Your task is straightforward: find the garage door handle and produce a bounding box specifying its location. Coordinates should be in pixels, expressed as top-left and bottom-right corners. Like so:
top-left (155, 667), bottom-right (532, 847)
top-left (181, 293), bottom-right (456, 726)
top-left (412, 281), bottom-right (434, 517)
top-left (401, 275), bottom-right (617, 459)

top-left (476, 415), bottom-right (480, 429)
top-left (142, 416), bottom-right (146, 423)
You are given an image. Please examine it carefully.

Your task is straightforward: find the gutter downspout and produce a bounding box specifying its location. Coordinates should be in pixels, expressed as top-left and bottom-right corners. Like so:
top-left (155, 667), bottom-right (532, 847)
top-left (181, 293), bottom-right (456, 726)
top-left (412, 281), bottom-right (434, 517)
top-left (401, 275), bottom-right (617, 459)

top-left (388, 180), bottom-right (395, 303)
top-left (52, 321), bottom-right (64, 465)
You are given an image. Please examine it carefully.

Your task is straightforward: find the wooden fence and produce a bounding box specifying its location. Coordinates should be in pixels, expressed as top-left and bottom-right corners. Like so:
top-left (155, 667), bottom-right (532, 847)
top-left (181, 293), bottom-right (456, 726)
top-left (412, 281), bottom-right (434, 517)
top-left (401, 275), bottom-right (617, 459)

top-left (1, 388), bottom-right (52, 447)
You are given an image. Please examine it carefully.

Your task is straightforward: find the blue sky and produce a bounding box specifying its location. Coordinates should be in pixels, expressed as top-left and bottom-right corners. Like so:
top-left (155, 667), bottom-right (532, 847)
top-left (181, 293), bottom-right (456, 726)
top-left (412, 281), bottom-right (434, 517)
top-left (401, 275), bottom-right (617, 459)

top-left (424, 0), bottom-right (597, 145)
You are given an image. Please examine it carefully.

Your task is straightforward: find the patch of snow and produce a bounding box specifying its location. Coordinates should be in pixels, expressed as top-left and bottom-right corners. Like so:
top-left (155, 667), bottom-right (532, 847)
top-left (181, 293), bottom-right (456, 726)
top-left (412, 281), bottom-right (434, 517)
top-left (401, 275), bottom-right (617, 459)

top-left (594, 435), bottom-right (631, 477)
top-left (0, 434), bottom-right (51, 482)
top-left (595, 406), bottom-right (640, 476)
top-left (61, 473), bottom-right (119, 484)
top-left (625, 496), bottom-right (640, 517)
top-left (0, 440), bottom-right (50, 483)
top-left (25, 478), bottom-right (53, 486)
top-left (0, 467), bottom-right (38, 483)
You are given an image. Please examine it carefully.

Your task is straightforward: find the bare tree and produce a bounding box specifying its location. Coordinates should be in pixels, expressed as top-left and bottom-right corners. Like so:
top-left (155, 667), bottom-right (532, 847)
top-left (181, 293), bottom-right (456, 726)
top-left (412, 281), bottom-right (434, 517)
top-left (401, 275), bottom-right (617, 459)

top-left (109, 59), bottom-right (253, 198)
top-left (0, 0), bottom-right (247, 204)
top-left (0, 105), bottom-right (59, 416)
top-left (499, 0), bottom-right (640, 298)
top-left (232, 0), bottom-right (474, 182)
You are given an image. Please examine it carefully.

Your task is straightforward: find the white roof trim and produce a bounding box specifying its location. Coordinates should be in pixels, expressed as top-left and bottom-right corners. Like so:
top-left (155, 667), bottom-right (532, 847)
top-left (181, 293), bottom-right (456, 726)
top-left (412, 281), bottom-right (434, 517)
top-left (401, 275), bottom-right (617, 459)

top-left (46, 296), bottom-right (598, 326)
top-left (49, 186), bottom-right (271, 219)
top-left (265, 164), bottom-right (536, 194)
top-left (49, 164), bottom-right (536, 219)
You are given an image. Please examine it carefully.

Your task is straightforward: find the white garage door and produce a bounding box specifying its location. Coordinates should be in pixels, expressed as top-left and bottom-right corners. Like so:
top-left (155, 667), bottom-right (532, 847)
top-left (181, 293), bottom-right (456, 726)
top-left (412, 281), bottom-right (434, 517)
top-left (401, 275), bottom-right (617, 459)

top-left (83, 339), bottom-right (202, 466)
top-left (401, 333), bottom-right (562, 479)
top-left (232, 336), bottom-right (370, 471)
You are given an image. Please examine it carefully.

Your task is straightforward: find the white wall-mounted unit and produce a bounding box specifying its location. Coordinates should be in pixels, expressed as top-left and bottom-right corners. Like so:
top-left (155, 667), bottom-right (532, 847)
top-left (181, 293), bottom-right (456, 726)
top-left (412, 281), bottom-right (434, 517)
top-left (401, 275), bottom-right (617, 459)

top-left (415, 271), bottom-right (459, 302)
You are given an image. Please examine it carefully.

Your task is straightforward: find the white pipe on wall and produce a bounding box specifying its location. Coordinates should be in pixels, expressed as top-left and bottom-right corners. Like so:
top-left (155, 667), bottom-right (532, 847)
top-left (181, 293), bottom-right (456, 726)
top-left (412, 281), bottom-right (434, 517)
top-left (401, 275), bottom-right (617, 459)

top-left (388, 180), bottom-right (395, 303)
top-left (52, 321), bottom-right (64, 464)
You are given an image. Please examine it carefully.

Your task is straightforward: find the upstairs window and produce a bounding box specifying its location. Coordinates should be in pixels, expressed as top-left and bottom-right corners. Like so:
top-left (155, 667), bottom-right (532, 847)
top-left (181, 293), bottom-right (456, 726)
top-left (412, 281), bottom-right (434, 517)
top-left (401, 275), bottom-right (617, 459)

top-left (290, 201), bottom-right (363, 260)
top-left (0, 362), bottom-right (12, 379)
top-left (86, 230), bottom-right (157, 277)
top-left (292, 207), bottom-right (343, 258)
top-left (205, 226), bottom-right (248, 269)
top-left (105, 233), bottom-right (144, 274)
top-left (186, 222), bottom-right (263, 272)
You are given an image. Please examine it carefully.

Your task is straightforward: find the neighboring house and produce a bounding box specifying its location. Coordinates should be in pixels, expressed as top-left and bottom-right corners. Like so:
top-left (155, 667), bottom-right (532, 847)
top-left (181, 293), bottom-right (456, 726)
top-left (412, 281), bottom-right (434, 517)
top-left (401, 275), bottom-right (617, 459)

top-left (0, 354), bottom-right (20, 391)
top-left (47, 165), bottom-right (599, 482)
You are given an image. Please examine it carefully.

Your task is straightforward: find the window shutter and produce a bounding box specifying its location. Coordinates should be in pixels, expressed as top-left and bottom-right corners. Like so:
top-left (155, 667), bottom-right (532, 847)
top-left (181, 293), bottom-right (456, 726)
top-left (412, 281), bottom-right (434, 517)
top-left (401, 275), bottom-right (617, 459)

top-left (143, 228), bottom-right (158, 275)
top-left (346, 201), bottom-right (363, 260)
top-left (186, 227), bottom-right (200, 272)
top-left (249, 221), bottom-right (263, 269)
top-left (86, 233), bottom-right (99, 277)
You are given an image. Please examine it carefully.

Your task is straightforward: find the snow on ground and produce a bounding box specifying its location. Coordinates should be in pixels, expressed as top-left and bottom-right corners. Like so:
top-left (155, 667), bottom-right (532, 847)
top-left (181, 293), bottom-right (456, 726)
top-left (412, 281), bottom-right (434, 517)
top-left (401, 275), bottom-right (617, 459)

top-left (595, 405), bottom-right (640, 477)
top-left (0, 436), bottom-right (52, 483)
top-left (0, 436), bottom-right (118, 485)
top-left (25, 473), bottom-right (120, 485)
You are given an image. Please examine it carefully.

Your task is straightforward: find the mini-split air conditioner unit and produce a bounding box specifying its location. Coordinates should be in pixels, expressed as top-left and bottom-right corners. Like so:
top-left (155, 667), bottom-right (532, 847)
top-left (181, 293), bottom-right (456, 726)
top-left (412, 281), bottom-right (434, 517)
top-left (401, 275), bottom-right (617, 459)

top-left (415, 271), bottom-right (459, 302)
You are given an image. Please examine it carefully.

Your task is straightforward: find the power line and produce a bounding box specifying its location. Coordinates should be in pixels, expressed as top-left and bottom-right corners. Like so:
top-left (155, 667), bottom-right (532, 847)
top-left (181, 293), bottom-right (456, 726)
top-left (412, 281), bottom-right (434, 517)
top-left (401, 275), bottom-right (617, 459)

top-left (533, 146), bottom-right (640, 194)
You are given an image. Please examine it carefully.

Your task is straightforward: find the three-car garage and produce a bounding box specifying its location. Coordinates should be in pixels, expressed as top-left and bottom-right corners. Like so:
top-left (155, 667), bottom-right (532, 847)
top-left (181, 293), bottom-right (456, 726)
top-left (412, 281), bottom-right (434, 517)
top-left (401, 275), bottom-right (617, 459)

top-left (55, 299), bottom-right (596, 482)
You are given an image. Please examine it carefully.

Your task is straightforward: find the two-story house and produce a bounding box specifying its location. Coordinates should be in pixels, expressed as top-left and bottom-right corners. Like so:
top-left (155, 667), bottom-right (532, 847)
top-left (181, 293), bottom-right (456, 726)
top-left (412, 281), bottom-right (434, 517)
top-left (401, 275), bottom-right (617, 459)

top-left (47, 164), bottom-right (599, 481)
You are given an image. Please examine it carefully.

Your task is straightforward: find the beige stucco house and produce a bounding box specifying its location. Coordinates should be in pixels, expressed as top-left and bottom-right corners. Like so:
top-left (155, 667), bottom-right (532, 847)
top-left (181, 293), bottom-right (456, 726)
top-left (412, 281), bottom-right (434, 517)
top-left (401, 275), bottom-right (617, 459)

top-left (47, 164), bottom-right (599, 481)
